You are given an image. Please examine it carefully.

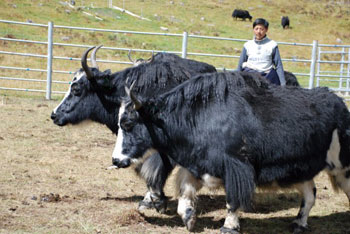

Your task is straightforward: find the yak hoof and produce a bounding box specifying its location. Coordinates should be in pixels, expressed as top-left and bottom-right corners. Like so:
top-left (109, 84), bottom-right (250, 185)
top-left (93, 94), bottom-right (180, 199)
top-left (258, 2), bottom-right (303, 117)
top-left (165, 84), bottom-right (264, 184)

top-left (183, 208), bottom-right (196, 231)
top-left (290, 222), bottom-right (309, 234)
top-left (154, 198), bottom-right (167, 214)
top-left (138, 197), bottom-right (167, 214)
top-left (220, 226), bottom-right (240, 234)
top-left (138, 200), bottom-right (153, 211)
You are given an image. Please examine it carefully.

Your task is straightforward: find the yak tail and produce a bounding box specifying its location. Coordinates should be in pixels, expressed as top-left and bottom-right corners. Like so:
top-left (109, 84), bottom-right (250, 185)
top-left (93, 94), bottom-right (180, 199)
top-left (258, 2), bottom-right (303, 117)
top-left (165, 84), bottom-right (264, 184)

top-left (224, 156), bottom-right (256, 211)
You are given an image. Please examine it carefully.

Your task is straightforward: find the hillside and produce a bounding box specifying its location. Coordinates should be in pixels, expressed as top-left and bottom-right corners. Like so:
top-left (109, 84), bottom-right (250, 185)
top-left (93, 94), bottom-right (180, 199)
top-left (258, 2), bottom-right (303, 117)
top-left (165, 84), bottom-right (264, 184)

top-left (1, 0), bottom-right (350, 44)
top-left (0, 0), bottom-right (350, 94)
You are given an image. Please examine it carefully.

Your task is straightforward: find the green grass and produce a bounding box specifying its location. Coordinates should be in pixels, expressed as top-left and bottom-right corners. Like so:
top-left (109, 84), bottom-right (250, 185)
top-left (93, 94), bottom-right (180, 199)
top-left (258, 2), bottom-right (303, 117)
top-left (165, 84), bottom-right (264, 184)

top-left (0, 0), bottom-right (349, 97)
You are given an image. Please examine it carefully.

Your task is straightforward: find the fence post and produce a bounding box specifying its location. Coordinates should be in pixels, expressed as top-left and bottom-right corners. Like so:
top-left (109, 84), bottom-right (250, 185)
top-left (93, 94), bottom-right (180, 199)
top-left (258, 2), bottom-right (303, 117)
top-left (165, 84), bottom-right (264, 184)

top-left (316, 47), bottom-right (321, 87)
top-left (347, 48), bottom-right (350, 96)
top-left (182, 31), bottom-right (188, 58)
top-left (108, 0), bottom-right (112, 8)
top-left (308, 40), bottom-right (318, 89)
top-left (46, 21), bottom-right (53, 100)
top-left (339, 47), bottom-right (345, 88)
top-left (347, 48), bottom-right (350, 80)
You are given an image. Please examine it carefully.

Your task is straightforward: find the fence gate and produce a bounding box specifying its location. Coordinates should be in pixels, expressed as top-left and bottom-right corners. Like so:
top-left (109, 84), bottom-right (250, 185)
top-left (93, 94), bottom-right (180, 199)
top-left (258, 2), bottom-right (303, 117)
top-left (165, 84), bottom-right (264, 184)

top-left (316, 46), bottom-right (350, 99)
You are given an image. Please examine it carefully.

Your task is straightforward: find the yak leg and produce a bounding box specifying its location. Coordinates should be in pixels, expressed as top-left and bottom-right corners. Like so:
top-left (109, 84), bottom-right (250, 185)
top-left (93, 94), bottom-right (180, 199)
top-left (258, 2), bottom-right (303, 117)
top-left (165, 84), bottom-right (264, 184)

top-left (220, 205), bottom-right (240, 234)
top-left (221, 157), bottom-right (255, 234)
top-left (330, 169), bottom-right (350, 206)
top-left (175, 167), bottom-right (202, 231)
top-left (292, 180), bottom-right (316, 233)
top-left (338, 171), bottom-right (350, 206)
top-left (326, 129), bottom-right (350, 206)
top-left (139, 189), bottom-right (167, 213)
top-left (137, 152), bottom-right (174, 213)
top-left (220, 180), bottom-right (242, 234)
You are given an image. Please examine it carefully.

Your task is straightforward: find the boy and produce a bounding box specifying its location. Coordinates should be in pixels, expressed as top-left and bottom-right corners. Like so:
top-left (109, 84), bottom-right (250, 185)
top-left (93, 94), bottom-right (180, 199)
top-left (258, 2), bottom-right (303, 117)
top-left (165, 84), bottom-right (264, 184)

top-left (237, 18), bottom-right (286, 86)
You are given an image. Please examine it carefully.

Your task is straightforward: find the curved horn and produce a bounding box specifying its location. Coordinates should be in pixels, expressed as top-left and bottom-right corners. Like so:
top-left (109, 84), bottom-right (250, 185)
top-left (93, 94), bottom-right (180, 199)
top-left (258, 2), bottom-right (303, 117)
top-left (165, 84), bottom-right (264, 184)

top-left (125, 80), bottom-right (142, 110)
top-left (91, 45), bottom-right (103, 69)
top-left (128, 49), bottom-right (135, 63)
top-left (81, 46), bottom-right (96, 81)
top-left (148, 50), bottom-right (155, 63)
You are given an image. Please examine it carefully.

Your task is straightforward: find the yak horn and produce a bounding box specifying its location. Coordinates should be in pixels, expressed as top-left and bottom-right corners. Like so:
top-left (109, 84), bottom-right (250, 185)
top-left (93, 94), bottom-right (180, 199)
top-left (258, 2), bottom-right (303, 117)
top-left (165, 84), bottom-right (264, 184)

top-left (128, 49), bottom-right (135, 63)
top-left (148, 50), bottom-right (155, 63)
top-left (91, 45), bottom-right (103, 69)
top-left (81, 46), bottom-right (96, 81)
top-left (125, 80), bottom-right (142, 110)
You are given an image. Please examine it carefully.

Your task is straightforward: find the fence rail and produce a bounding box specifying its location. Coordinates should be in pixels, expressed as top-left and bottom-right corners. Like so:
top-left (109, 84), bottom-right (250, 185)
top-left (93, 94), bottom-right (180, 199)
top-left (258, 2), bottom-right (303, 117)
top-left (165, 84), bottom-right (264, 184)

top-left (0, 19), bottom-right (350, 100)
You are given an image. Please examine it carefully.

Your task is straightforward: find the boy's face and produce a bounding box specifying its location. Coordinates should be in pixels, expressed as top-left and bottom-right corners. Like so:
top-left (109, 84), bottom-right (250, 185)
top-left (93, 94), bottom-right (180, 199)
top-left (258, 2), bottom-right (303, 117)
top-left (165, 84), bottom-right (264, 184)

top-left (253, 24), bottom-right (268, 40)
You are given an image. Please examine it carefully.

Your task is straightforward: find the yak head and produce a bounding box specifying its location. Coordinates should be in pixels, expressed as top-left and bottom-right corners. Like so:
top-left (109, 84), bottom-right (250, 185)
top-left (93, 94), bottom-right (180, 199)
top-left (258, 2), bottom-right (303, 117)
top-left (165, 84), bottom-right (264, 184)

top-left (51, 46), bottom-right (118, 132)
top-left (112, 82), bottom-right (158, 168)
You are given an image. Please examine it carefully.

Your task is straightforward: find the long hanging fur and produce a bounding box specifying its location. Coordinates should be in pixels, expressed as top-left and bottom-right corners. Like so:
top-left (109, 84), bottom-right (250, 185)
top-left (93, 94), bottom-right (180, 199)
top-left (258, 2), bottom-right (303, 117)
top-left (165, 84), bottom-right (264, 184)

top-left (135, 71), bottom-right (350, 188)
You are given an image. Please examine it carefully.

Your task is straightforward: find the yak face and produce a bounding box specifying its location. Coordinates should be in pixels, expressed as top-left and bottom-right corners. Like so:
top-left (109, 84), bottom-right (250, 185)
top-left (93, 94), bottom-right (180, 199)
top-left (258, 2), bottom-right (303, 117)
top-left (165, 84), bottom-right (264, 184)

top-left (51, 68), bottom-right (100, 126)
top-left (51, 46), bottom-right (120, 132)
top-left (112, 101), bottom-right (154, 168)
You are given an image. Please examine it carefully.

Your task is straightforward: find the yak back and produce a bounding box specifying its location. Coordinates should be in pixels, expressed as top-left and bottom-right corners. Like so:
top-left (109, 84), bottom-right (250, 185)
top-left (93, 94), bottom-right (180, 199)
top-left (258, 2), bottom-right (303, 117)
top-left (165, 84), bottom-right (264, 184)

top-left (92, 53), bottom-right (216, 101)
top-left (147, 71), bottom-right (349, 186)
top-left (151, 53), bottom-right (217, 75)
top-left (156, 71), bottom-right (269, 113)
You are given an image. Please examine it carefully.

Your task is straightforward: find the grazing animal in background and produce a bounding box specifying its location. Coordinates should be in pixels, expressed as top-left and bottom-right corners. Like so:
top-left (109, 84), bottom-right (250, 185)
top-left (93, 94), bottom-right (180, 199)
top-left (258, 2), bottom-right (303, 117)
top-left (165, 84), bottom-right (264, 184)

top-left (51, 46), bottom-right (217, 213)
top-left (232, 9), bottom-right (253, 21)
top-left (114, 71), bottom-right (350, 233)
top-left (281, 16), bottom-right (290, 29)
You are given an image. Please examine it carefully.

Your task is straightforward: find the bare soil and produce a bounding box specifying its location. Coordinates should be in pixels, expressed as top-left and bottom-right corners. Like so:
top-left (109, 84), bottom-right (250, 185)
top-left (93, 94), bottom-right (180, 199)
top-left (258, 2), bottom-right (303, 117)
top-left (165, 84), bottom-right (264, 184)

top-left (0, 95), bottom-right (349, 234)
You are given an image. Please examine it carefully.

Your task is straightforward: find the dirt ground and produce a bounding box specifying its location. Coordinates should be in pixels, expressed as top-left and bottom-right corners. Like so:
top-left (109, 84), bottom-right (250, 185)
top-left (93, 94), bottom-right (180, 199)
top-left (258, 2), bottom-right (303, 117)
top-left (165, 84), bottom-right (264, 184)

top-left (0, 95), bottom-right (349, 234)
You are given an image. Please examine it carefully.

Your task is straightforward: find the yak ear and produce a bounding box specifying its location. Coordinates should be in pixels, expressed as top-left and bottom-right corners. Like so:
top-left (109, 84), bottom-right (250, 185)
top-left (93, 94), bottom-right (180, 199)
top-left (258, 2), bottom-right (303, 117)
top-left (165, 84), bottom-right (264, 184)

top-left (148, 50), bottom-right (155, 63)
top-left (125, 79), bottom-right (142, 110)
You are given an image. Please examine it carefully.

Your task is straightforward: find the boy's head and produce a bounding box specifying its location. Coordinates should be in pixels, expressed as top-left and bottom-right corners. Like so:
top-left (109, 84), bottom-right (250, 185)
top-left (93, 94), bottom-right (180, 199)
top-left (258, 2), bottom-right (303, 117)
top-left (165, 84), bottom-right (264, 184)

top-left (253, 18), bottom-right (269, 29)
top-left (253, 18), bottom-right (269, 40)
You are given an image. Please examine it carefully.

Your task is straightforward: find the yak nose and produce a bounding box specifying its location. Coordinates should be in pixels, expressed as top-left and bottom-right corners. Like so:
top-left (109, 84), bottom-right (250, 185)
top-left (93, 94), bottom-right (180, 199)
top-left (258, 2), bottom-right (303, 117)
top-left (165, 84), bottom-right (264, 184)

top-left (51, 112), bottom-right (56, 120)
top-left (112, 157), bottom-right (131, 168)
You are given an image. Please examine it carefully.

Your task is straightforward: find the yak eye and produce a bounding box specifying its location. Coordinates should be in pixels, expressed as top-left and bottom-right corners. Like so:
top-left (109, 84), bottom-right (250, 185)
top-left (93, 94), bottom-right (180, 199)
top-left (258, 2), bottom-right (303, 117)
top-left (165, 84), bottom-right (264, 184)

top-left (120, 119), bottom-right (135, 132)
top-left (71, 83), bottom-right (81, 96)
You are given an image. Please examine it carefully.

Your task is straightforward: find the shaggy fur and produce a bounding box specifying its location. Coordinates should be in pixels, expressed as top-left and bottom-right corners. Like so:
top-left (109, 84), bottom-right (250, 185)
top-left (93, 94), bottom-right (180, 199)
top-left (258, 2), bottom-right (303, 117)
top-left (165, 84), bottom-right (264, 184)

top-left (118, 71), bottom-right (350, 232)
top-left (51, 52), bottom-right (216, 210)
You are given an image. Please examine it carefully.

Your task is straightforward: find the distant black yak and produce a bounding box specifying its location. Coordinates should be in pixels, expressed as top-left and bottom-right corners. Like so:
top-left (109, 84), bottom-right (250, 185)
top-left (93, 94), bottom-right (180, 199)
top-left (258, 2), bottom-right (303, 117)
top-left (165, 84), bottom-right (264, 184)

top-left (281, 16), bottom-right (290, 29)
top-left (232, 9), bottom-right (252, 21)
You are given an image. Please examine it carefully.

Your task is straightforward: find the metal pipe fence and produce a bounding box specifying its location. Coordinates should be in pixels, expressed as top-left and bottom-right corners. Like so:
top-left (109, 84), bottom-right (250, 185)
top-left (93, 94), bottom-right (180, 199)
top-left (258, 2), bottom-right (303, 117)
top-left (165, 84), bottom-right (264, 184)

top-left (316, 46), bottom-right (350, 90)
top-left (0, 19), bottom-right (350, 100)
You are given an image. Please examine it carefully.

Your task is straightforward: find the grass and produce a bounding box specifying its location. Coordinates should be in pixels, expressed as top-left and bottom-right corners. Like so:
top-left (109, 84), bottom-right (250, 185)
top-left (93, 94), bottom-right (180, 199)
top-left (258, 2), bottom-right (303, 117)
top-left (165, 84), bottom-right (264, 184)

top-left (1, 0), bottom-right (350, 97)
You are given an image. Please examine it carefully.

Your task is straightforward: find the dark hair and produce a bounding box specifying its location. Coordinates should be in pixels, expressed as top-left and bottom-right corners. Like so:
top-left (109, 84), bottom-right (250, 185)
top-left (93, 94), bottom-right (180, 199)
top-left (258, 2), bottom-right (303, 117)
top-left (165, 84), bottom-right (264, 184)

top-left (253, 18), bottom-right (269, 29)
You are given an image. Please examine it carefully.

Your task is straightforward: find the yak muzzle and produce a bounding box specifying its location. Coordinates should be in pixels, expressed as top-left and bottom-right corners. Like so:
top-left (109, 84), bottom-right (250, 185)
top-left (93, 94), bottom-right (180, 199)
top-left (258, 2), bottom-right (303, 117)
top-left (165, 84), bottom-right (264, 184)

top-left (112, 157), bottom-right (131, 168)
top-left (50, 111), bottom-right (66, 126)
top-left (50, 112), bottom-right (57, 120)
